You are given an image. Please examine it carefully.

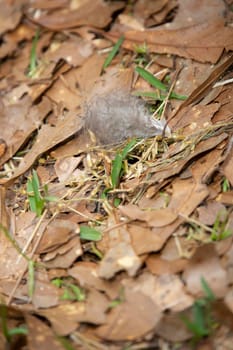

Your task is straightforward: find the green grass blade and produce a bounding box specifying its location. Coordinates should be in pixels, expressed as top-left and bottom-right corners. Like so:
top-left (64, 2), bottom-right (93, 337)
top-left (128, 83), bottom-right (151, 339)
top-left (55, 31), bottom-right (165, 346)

top-left (192, 302), bottom-right (210, 337)
top-left (111, 139), bottom-right (138, 188)
top-left (102, 35), bottom-right (124, 70)
top-left (28, 29), bottom-right (40, 78)
top-left (8, 327), bottom-right (28, 337)
top-left (169, 91), bottom-right (187, 100)
top-left (68, 284), bottom-right (85, 301)
top-left (135, 66), bottom-right (167, 91)
top-left (80, 225), bottom-right (102, 241)
top-left (27, 170), bottom-right (45, 216)
top-left (111, 153), bottom-right (123, 188)
top-left (121, 138), bottom-right (138, 159)
top-left (133, 90), bottom-right (165, 101)
top-left (135, 66), bottom-right (187, 100)
top-left (28, 260), bottom-right (35, 299)
top-left (201, 277), bottom-right (215, 302)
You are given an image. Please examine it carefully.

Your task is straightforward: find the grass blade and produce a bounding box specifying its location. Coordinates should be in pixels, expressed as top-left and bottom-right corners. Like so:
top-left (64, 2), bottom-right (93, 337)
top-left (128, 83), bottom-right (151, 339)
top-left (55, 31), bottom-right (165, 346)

top-left (201, 277), bottom-right (215, 302)
top-left (102, 35), bottom-right (124, 70)
top-left (28, 260), bottom-right (35, 299)
top-left (169, 91), bottom-right (187, 100)
top-left (121, 138), bottom-right (138, 159)
top-left (28, 29), bottom-right (40, 78)
top-left (111, 139), bottom-right (138, 189)
top-left (26, 170), bottom-right (45, 216)
top-left (135, 66), bottom-right (187, 100)
top-left (111, 153), bottom-right (123, 188)
top-left (135, 66), bottom-right (167, 91)
top-left (80, 225), bottom-right (102, 241)
top-left (133, 90), bottom-right (165, 101)
top-left (68, 284), bottom-right (85, 301)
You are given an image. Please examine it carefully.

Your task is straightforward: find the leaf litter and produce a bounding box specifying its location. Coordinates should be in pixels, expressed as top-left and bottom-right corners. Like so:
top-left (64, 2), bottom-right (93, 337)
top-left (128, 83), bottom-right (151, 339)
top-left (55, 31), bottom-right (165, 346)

top-left (0, 0), bottom-right (233, 349)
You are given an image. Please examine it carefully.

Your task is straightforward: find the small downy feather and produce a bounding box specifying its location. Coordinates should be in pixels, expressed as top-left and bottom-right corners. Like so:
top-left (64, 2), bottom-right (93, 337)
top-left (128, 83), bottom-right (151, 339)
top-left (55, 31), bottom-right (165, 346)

top-left (84, 91), bottom-right (170, 145)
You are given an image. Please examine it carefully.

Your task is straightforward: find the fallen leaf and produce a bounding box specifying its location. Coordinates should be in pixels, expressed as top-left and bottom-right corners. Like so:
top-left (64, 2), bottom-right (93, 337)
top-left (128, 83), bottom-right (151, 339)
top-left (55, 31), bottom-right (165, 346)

top-left (29, 0), bottom-right (122, 30)
top-left (42, 236), bottom-right (82, 269)
top-left (197, 200), bottom-right (227, 226)
top-left (0, 111), bottom-right (83, 185)
top-left (98, 241), bottom-right (141, 279)
top-left (156, 312), bottom-right (192, 342)
top-left (36, 220), bottom-right (79, 254)
top-left (106, 21), bottom-right (233, 63)
top-left (123, 272), bottom-right (193, 313)
top-left (25, 314), bottom-right (65, 350)
top-left (96, 290), bottom-right (161, 341)
top-left (146, 254), bottom-right (188, 275)
top-left (32, 269), bottom-right (60, 308)
top-left (119, 205), bottom-right (177, 227)
top-left (0, 97), bottom-right (52, 167)
top-left (39, 289), bottom-right (109, 335)
top-left (68, 261), bottom-right (119, 299)
top-left (183, 243), bottom-right (228, 298)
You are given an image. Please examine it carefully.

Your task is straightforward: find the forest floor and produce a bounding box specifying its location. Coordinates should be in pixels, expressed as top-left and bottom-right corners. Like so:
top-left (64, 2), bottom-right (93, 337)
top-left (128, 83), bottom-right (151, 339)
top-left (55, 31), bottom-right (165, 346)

top-left (0, 0), bottom-right (233, 349)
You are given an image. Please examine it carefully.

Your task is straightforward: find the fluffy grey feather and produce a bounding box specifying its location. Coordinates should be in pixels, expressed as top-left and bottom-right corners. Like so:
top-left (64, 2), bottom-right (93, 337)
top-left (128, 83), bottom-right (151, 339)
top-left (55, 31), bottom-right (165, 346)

top-left (84, 91), bottom-right (169, 145)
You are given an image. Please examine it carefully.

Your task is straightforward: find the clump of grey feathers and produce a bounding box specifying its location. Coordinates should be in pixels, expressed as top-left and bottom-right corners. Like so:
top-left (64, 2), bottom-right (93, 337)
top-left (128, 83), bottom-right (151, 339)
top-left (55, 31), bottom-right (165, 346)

top-left (84, 91), bottom-right (169, 145)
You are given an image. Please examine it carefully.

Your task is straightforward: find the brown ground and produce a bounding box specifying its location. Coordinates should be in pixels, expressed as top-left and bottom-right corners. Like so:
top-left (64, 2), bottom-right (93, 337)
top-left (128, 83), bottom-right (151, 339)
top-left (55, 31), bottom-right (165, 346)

top-left (0, 1), bottom-right (233, 349)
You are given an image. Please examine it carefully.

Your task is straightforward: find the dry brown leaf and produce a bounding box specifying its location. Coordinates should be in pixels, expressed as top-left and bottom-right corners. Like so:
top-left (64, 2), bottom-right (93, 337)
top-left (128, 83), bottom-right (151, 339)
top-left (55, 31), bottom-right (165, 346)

top-left (197, 200), bottom-right (227, 226)
top-left (96, 290), bottom-right (161, 341)
top-left (39, 289), bottom-right (109, 336)
top-left (28, 0), bottom-right (122, 30)
top-left (0, 111), bottom-right (83, 185)
top-left (32, 269), bottom-right (60, 308)
top-left (0, 211), bottom-right (37, 279)
top-left (118, 14), bottom-right (144, 31)
top-left (216, 192), bottom-right (233, 206)
top-left (191, 145), bottom-right (227, 184)
top-left (213, 86), bottom-right (233, 122)
top-left (119, 205), bottom-right (177, 227)
top-left (0, 97), bottom-right (52, 166)
top-left (146, 254), bottom-right (188, 275)
top-left (98, 241), bottom-right (141, 279)
top-left (128, 179), bottom-right (209, 254)
top-left (177, 54), bottom-right (233, 109)
top-left (156, 312), bottom-right (192, 342)
top-left (170, 0), bottom-right (225, 28)
top-left (28, 0), bottom-right (69, 10)
top-left (221, 143), bottom-right (233, 187)
top-left (46, 53), bottom-right (105, 109)
top-left (150, 133), bottom-right (227, 184)
top-left (150, 0), bottom-right (177, 27)
top-left (68, 262), bottom-right (119, 299)
top-left (106, 20), bottom-right (233, 63)
top-left (134, 0), bottom-right (169, 22)
top-left (87, 66), bottom-right (134, 99)
top-left (36, 220), bottom-right (78, 254)
top-left (211, 300), bottom-right (233, 333)
top-left (0, 0), bottom-right (25, 35)
top-left (25, 314), bottom-right (65, 350)
top-left (183, 243), bottom-right (228, 298)
top-left (123, 272), bottom-right (193, 313)
top-left (42, 236), bottom-right (82, 269)
top-left (127, 223), bottom-right (168, 255)
top-left (44, 38), bottom-right (93, 67)
top-left (54, 156), bottom-right (84, 183)
top-left (170, 103), bottom-right (220, 132)
top-left (50, 132), bottom-right (91, 159)
top-left (223, 240), bottom-right (233, 285)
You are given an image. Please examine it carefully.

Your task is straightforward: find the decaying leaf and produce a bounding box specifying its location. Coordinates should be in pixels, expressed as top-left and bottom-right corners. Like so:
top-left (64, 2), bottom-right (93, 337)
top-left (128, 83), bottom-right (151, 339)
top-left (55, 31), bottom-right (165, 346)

top-left (1, 1), bottom-right (233, 348)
